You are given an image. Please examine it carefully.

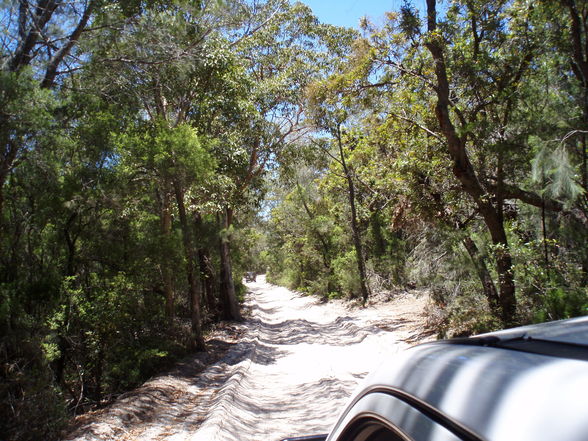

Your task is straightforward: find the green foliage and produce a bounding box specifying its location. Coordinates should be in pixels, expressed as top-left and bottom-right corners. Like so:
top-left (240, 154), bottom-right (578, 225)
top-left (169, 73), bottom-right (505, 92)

top-left (438, 290), bottom-right (501, 338)
top-left (0, 69), bottom-right (54, 132)
top-left (117, 123), bottom-right (216, 187)
top-left (507, 221), bottom-right (588, 323)
top-left (4, 0), bottom-right (588, 437)
top-left (332, 250), bottom-right (361, 297)
top-left (43, 273), bottom-right (184, 396)
top-left (534, 287), bottom-right (588, 323)
top-left (532, 143), bottom-right (585, 205)
top-left (0, 332), bottom-right (67, 441)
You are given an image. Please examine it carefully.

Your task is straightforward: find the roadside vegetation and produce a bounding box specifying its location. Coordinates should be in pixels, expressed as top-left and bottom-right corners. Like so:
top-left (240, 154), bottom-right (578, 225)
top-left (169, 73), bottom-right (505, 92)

top-left (265, 0), bottom-right (588, 336)
top-left (1, 1), bottom-right (587, 440)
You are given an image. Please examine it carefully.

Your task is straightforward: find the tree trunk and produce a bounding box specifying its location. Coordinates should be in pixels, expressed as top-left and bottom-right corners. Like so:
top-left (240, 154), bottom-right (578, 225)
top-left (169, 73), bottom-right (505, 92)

top-left (563, 0), bottom-right (588, 278)
top-left (194, 212), bottom-right (217, 318)
top-left (218, 208), bottom-right (242, 321)
top-left (160, 190), bottom-right (175, 320)
top-left (462, 236), bottom-right (500, 315)
top-left (0, 139), bottom-right (19, 224)
top-left (198, 247), bottom-right (217, 316)
top-left (296, 182), bottom-right (332, 269)
top-left (425, 0), bottom-right (516, 325)
top-left (336, 125), bottom-right (371, 304)
top-left (52, 212), bottom-right (79, 385)
top-left (41, 1), bottom-right (94, 89)
top-left (173, 181), bottom-right (206, 351)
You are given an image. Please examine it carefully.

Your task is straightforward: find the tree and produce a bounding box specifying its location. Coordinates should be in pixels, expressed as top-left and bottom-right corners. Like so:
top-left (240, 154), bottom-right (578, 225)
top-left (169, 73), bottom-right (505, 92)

top-left (423, 0), bottom-right (518, 324)
top-left (0, 0), bottom-right (99, 217)
top-left (86, 1), bottom-right (254, 324)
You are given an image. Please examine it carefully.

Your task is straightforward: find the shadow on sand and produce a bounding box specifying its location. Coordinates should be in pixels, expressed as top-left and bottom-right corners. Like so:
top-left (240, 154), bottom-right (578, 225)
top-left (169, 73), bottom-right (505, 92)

top-left (65, 282), bottom-right (420, 441)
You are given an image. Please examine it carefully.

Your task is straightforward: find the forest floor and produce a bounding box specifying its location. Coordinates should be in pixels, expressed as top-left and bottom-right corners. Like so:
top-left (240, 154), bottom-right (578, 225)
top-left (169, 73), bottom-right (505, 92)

top-left (65, 275), bottom-right (435, 441)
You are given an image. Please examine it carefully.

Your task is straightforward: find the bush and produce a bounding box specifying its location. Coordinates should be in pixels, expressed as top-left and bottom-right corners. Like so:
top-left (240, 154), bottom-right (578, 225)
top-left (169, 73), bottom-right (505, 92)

top-left (305, 275), bottom-right (332, 299)
top-left (1, 332), bottom-right (67, 441)
top-left (427, 281), bottom-right (501, 338)
top-left (509, 232), bottom-right (588, 323)
top-left (533, 287), bottom-right (588, 323)
top-left (332, 250), bottom-right (361, 298)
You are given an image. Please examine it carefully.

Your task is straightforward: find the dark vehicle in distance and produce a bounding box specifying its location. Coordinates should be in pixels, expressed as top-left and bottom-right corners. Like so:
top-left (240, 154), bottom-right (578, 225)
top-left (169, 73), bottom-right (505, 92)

top-left (282, 316), bottom-right (588, 441)
top-left (245, 271), bottom-right (256, 282)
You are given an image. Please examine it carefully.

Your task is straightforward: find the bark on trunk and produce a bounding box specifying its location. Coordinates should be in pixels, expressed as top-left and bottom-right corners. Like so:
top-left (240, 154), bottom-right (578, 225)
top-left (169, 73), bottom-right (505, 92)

top-left (563, 0), bottom-right (588, 278)
top-left (462, 236), bottom-right (500, 315)
top-left (173, 181), bottom-right (206, 351)
top-left (52, 212), bottom-right (79, 385)
top-left (336, 125), bottom-right (371, 304)
top-left (198, 247), bottom-right (217, 316)
top-left (160, 190), bottom-right (175, 320)
top-left (425, 0), bottom-right (516, 325)
top-left (194, 212), bottom-right (217, 318)
top-left (7, 0), bottom-right (60, 72)
top-left (218, 208), bottom-right (242, 321)
top-left (296, 182), bottom-right (332, 269)
top-left (41, 2), bottom-right (94, 88)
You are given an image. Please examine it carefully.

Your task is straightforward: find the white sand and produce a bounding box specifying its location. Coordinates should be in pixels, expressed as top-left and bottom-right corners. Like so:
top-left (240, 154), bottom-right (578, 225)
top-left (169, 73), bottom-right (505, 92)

top-left (66, 275), bottom-right (433, 441)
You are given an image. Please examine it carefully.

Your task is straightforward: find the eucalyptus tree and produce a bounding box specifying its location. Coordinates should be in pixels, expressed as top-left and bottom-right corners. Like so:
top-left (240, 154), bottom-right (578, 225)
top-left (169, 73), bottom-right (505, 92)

top-left (233, 1), bottom-right (369, 299)
top-left (82, 0), bottom-right (257, 342)
top-left (422, 0), bottom-right (588, 323)
top-left (307, 0), bottom-right (588, 325)
top-left (527, 0), bottom-right (588, 281)
top-left (204, 0), bottom-right (359, 309)
top-left (0, 0), bottom-right (163, 216)
top-left (556, 0), bottom-right (588, 196)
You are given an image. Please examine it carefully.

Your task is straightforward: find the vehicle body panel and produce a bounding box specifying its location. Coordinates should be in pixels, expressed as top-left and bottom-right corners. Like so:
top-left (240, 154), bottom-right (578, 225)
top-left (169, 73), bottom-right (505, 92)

top-left (322, 316), bottom-right (588, 441)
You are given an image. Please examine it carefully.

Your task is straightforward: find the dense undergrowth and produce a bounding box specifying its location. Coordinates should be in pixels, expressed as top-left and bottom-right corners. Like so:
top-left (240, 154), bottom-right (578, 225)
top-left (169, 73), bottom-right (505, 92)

top-left (3, 1), bottom-right (588, 440)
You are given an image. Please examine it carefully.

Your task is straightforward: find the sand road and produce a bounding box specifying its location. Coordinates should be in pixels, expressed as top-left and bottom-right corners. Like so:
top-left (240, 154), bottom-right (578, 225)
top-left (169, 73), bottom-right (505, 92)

top-left (66, 276), bottom-right (433, 441)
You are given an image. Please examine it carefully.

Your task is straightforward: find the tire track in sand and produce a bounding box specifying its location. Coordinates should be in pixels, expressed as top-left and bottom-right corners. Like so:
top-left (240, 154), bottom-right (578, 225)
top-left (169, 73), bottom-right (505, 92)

top-left (65, 276), bottom-right (433, 441)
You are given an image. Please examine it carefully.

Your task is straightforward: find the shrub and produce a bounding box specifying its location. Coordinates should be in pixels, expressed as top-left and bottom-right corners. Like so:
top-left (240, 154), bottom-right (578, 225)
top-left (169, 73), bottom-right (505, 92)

top-left (332, 250), bottom-right (361, 298)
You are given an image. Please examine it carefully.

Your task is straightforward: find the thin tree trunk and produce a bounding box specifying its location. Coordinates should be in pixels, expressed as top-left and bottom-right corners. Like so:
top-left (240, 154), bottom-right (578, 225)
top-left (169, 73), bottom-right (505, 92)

top-left (582, 133), bottom-right (587, 195)
top-left (335, 124), bottom-right (370, 304)
top-left (160, 190), bottom-right (175, 320)
top-left (173, 181), bottom-right (206, 351)
top-left (425, 0), bottom-right (516, 325)
top-left (52, 212), bottom-right (78, 385)
top-left (91, 346), bottom-right (104, 403)
top-left (462, 236), bottom-right (500, 315)
top-left (541, 172), bottom-right (550, 267)
top-left (198, 247), bottom-right (217, 315)
top-left (296, 182), bottom-right (332, 269)
top-left (194, 212), bottom-right (217, 318)
top-left (218, 207), bottom-right (242, 321)
top-left (0, 139), bottom-right (19, 224)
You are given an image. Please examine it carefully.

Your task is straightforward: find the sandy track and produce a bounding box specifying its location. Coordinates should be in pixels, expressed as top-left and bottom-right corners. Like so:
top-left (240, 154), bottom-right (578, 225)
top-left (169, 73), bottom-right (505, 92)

top-left (65, 276), bottom-right (433, 441)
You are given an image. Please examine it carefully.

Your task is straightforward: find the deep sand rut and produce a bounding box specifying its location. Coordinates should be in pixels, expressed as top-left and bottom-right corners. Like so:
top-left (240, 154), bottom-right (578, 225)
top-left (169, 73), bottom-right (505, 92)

top-left (66, 276), bottom-right (433, 441)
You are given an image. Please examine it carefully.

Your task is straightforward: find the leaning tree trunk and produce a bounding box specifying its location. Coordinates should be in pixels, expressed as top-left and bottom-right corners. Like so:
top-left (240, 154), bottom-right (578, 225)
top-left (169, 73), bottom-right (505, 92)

top-left (425, 0), bottom-right (516, 325)
top-left (336, 125), bottom-right (371, 304)
top-left (218, 207), bottom-right (242, 321)
top-left (173, 181), bottom-right (206, 351)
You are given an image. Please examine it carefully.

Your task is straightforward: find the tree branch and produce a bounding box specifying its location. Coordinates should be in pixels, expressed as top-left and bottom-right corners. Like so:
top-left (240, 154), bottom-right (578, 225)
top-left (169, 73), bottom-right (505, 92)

top-left (42, 0), bottom-right (94, 88)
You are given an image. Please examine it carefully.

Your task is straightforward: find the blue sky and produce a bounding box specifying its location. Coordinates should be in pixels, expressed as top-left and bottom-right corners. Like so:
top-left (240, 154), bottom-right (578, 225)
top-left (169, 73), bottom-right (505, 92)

top-left (298, 0), bottom-right (427, 29)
